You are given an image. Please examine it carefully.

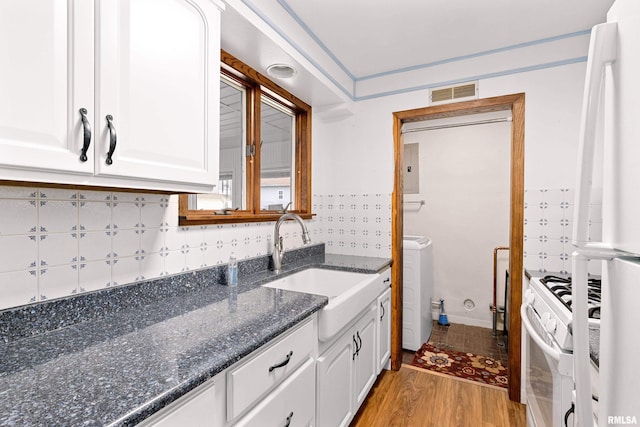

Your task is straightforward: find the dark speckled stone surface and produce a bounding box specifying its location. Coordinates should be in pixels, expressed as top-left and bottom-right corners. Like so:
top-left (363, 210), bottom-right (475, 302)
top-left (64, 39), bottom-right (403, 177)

top-left (0, 244), bottom-right (391, 426)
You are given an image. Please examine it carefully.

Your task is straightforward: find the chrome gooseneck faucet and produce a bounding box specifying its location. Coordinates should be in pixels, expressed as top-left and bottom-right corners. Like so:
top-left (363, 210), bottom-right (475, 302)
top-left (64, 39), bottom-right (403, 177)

top-left (272, 213), bottom-right (310, 273)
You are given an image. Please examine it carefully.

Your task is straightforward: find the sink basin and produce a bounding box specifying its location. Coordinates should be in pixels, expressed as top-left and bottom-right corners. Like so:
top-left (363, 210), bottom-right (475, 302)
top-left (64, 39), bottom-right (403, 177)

top-left (262, 268), bottom-right (383, 341)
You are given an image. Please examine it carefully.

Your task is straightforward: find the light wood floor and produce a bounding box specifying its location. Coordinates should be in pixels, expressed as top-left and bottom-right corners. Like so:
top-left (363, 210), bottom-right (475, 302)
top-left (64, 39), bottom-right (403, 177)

top-left (350, 365), bottom-right (526, 427)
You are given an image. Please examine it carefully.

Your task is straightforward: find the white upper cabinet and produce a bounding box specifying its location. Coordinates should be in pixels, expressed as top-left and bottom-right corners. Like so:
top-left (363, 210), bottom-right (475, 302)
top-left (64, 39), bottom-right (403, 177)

top-left (0, 0), bottom-right (223, 192)
top-left (0, 0), bottom-right (94, 175)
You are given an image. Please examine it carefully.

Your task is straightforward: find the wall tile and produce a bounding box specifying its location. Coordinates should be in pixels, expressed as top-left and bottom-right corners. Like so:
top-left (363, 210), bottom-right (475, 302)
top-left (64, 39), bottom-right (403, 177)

top-left (39, 233), bottom-right (78, 267)
top-left (112, 201), bottom-right (141, 230)
top-left (112, 256), bottom-right (140, 286)
top-left (79, 200), bottom-right (112, 232)
top-left (39, 200), bottom-right (78, 233)
top-left (79, 231), bottom-right (111, 262)
top-left (524, 187), bottom-right (602, 274)
top-left (0, 184), bottom-right (398, 310)
top-left (112, 229), bottom-right (140, 259)
top-left (0, 270), bottom-right (37, 309)
top-left (39, 264), bottom-right (78, 301)
top-left (79, 260), bottom-right (111, 292)
top-left (140, 252), bottom-right (165, 280)
top-left (0, 199), bottom-right (38, 236)
top-left (0, 235), bottom-right (37, 273)
top-left (163, 250), bottom-right (184, 275)
top-left (141, 227), bottom-right (164, 255)
top-left (141, 202), bottom-right (165, 228)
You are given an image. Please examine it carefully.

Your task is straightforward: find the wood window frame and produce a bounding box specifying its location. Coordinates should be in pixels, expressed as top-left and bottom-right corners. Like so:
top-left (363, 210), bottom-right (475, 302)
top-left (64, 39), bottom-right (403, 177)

top-left (179, 51), bottom-right (312, 225)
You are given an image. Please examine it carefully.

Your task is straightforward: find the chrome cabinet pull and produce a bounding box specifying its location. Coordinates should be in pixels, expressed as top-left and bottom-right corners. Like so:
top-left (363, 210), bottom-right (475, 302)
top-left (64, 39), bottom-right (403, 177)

top-left (380, 301), bottom-right (385, 321)
top-left (284, 411), bottom-right (294, 427)
top-left (105, 115), bottom-right (117, 165)
top-left (356, 331), bottom-right (362, 356)
top-left (79, 108), bottom-right (91, 162)
top-left (268, 350), bottom-right (293, 372)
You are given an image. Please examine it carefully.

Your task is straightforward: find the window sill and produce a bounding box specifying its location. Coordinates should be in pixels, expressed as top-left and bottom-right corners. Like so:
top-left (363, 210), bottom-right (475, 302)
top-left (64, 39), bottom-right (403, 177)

top-left (179, 212), bottom-right (315, 226)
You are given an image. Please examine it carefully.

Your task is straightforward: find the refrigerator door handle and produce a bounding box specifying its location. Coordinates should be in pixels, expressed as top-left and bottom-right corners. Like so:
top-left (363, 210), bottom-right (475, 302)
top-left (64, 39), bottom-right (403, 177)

top-left (573, 22), bottom-right (617, 247)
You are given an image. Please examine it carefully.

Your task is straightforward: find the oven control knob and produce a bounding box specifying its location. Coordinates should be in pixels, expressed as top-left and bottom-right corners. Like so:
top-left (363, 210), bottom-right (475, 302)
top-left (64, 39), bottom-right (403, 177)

top-left (545, 318), bottom-right (557, 333)
top-left (524, 289), bottom-right (535, 304)
top-left (541, 312), bottom-right (551, 324)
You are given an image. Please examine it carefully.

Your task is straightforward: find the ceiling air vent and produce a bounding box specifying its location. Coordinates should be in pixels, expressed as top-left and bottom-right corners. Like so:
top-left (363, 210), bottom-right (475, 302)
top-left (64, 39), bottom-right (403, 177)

top-left (429, 81), bottom-right (478, 105)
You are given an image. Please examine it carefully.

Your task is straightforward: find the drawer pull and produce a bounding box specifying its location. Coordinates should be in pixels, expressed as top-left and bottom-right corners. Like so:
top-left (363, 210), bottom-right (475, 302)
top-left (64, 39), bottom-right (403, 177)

top-left (105, 114), bottom-right (117, 165)
top-left (284, 411), bottom-right (294, 427)
top-left (79, 108), bottom-right (92, 162)
top-left (268, 351), bottom-right (293, 372)
top-left (383, 277), bottom-right (390, 284)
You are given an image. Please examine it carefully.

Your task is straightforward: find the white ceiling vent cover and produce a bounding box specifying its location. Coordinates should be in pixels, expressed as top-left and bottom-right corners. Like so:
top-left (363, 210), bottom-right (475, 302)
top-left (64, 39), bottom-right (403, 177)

top-left (429, 81), bottom-right (478, 105)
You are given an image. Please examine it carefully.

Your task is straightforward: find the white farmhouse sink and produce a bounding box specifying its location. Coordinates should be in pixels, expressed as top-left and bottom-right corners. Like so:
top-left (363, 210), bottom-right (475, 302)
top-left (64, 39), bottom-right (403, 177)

top-left (262, 268), bottom-right (383, 341)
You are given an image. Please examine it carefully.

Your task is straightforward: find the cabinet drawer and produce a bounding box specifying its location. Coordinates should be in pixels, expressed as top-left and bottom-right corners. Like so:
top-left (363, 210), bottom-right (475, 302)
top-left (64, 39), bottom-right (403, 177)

top-left (227, 318), bottom-right (315, 420)
top-left (234, 359), bottom-right (315, 427)
top-left (139, 380), bottom-right (217, 427)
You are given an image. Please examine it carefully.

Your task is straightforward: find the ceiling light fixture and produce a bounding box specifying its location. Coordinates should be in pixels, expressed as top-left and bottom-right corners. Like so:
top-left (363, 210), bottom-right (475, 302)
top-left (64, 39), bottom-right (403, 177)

top-left (266, 63), bottom-right (297, 79)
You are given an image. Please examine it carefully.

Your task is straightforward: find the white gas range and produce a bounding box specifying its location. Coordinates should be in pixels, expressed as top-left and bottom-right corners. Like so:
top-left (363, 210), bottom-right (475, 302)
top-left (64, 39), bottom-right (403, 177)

top-left (522, 273), bottom-right (600, 427)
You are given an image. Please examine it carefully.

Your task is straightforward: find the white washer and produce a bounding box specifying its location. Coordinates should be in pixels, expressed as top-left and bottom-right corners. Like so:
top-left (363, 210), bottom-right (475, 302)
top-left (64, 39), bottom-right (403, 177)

top-left (402, 236), bottom-right (433, 351)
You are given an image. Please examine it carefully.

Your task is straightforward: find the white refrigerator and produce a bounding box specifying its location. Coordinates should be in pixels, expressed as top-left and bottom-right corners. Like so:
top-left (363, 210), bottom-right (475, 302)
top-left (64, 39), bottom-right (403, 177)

top-left (572, 0), bottom-right (640, 425)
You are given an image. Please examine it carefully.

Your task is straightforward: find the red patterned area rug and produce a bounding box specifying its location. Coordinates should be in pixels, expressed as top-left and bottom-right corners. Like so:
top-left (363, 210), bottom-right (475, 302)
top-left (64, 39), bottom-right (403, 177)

top-left (410, 343), bottom-right (508, 389)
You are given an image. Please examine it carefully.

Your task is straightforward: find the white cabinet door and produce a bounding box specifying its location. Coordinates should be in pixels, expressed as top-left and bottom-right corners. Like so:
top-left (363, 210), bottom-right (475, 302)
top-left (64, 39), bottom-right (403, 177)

top-left (96, 0), bottom-right (220, 187)
top-left (377, 288), bottom-right (392, 372)
top-left (353, 303), bottom-right (377, 408)
top-left (316, 331), bottom-right (354, 427)
top-left (0, 0), bottom-right (94, 174)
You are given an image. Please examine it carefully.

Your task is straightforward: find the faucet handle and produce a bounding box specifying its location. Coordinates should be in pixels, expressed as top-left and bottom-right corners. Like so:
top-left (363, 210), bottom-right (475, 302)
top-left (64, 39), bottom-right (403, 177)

top-left (278, 236), bottom-right (284, 252)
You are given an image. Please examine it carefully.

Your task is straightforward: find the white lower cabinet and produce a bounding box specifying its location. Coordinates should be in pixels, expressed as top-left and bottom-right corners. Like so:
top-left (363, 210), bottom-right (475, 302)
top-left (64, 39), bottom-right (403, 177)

top-left (140, 316), bottom-right (316, 427)
top-left (377, 287), bottom-right (392, 372)
top-left (227, 319), bottom-right (315, 420)
top-left (234, 358), bottom-right (315, 427)
top-left (317, 302), bottom-right (379, 427)
top-left (138, 272), bottom-right (393, 427)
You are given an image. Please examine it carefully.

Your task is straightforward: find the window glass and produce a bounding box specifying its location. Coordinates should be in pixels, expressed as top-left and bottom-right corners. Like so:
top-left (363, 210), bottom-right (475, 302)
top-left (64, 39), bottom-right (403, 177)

top-left (260, 97), bottom-right (295, 211)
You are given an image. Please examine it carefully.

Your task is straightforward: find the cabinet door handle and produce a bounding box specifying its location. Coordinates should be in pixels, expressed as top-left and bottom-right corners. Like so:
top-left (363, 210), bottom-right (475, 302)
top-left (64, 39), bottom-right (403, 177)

top-left (356, 331), bottom-right (362, 356)
top-left (353, 335), bottom-right (358, 360)
top-left (79, 108), bottom-right (92, 162)
top-left (268, 350), bottom-right (293, 372)
top-left (105, 114), bottom-right (117, 165)
top-left (284, 411), bottom-right (294, 427)
top-left (380, 301), bottom-right (385, 321)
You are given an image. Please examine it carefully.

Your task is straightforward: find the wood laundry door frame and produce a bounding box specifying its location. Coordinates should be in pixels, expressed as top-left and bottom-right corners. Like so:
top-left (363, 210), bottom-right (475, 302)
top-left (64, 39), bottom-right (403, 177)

top-left (390, 93), bottom-right (525, 402)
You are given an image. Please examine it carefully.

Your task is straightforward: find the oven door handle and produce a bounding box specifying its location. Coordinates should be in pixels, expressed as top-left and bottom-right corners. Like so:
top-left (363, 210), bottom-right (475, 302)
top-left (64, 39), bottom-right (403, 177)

top-left (520, 303), bottom-right (561, 361)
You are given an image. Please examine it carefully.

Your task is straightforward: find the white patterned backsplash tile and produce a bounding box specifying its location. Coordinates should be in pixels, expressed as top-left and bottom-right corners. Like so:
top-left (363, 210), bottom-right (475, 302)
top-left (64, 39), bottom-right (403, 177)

top-left (0, 269), bottom-right (37, 308)
top-left (79, 260), bottom-right (111, 292)
top-left (0, 199), bottom-right (37, 236)
top-left (39, 264), bottom-right (79, 301)
top-left (524, 188), bottom-right (602, 274)
top-left (0, 235), bottom-right (37, 273)
top-left (0, 185), bottom-right (393, 310)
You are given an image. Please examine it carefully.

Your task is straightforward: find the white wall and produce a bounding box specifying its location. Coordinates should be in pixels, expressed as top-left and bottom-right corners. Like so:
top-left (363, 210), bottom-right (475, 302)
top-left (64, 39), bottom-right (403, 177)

top-left (403, 122), bottom-right (511, 328)
top-left (315, 61), bottom-right (588, 195)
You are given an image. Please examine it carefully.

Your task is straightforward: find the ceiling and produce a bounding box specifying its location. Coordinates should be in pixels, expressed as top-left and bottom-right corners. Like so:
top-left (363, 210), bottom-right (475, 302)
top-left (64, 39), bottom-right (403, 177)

top-left (221, 0), bottom-right (615, 107)
top-left (281, 0), bottom-right (614, 79)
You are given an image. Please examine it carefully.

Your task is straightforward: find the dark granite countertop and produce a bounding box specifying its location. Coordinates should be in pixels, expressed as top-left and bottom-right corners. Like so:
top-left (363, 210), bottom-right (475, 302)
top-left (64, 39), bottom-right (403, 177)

top-left (0, 245), bottom-right (392, 426)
